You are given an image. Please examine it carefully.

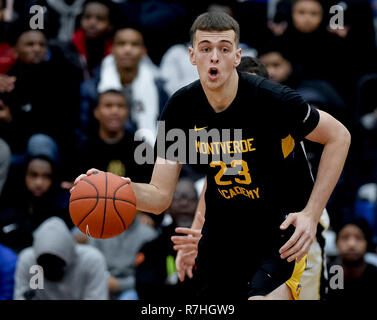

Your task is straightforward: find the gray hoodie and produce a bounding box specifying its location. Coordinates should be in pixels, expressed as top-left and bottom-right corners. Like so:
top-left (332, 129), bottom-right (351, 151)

top-left (14, 217), bottom-right (108, 300)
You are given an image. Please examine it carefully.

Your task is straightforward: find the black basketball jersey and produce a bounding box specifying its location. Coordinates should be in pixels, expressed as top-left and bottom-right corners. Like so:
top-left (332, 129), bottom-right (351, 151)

top-left (157, 72), bottom-right (320, 271)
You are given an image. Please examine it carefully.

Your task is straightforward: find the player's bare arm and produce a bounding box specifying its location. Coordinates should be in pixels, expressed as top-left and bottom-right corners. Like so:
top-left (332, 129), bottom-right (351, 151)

top-left (279, 109), bottom-right (351, 263)
top-left (73, 156), bottom-right (182, 215)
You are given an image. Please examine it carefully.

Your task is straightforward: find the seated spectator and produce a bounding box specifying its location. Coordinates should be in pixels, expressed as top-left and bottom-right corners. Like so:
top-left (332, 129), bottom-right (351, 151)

top-left (279, 0), bottom-right (349, 104)
top-left (258, 37), bottom-right (350, 130)
top-left (327, 0), bottom-right (377, 86)
top-left (71, 89), bottom-right (153, 183)
top-left (0, 137), bottom-right (10, 195)
top-left (70, 0), bottom-right (115, 79)
top-left (258, 40), bottom-right (298, 88)
top-left (0, 152), bottom-right (72, 253)
top-left (79, 25), bottom-right (168, 144)
top-left (88, 214), bottom-right (157, 300)
top-left (4, 25), bottom-right (80, 174)
top-left (0, 243), bottom-right (17, 300)
top-left (327, 217), bottom-right (377, 301)
top-left (14, 217), bottom-right (108, 300)
top-left (135, 178), bottom-right (198, 301)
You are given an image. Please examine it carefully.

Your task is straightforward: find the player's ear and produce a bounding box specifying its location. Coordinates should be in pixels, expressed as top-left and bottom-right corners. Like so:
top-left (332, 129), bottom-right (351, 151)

top-left (189, 46), bottom-right (196, 66)
top-left (234, 47), bottom-right (242, 67)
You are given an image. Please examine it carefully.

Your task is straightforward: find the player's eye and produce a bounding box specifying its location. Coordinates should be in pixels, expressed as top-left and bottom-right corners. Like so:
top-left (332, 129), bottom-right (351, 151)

top-left (222, 47), bottom-right (229, 53)
top-left (201, 47), bottom-right (210, 53)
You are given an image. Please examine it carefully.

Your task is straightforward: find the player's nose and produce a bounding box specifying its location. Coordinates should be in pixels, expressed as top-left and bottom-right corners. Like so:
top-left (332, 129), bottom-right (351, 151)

top-left (210, 49), bottom-right (219, 64)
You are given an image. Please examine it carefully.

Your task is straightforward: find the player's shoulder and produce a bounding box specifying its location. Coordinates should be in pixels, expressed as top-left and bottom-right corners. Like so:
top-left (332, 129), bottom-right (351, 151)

top-left (240, 71), bottom-right (295, 100)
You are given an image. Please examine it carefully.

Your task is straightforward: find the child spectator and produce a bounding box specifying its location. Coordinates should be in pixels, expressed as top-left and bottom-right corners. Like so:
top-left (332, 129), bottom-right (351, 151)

top-left (13, 217), bottom-right (108, 300)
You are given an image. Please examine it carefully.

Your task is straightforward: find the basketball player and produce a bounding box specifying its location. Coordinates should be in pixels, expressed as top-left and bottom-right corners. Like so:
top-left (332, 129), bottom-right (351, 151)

top-left (172, 56), bottom-right (330, 300)
top-left (73, 12), bottom-right (350, 299)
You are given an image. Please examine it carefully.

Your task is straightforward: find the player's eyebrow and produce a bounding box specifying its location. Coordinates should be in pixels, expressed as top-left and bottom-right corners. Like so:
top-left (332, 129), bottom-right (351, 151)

top-left (197, 39), bottom-right (234, 46)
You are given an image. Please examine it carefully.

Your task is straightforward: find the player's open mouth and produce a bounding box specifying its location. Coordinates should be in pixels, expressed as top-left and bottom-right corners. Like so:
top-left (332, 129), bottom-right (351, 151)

top-left (208, 68), bottom-right (219, 80)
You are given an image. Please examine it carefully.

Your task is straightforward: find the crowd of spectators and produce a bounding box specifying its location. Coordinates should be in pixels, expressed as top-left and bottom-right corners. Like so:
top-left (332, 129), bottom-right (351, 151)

top-left (1, 0), bottom-right (377, 300)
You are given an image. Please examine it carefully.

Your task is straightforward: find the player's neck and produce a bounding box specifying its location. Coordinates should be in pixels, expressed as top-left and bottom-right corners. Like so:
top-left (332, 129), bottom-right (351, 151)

top-left (202, 70), bottom-right (239, 113)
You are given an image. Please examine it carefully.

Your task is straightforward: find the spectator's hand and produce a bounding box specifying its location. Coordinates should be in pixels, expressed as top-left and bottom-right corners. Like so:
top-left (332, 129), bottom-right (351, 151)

top-left (279, 211), bottom-right (318, 263)
top-left (70, 168), bottom-right (131, 193)
top-left (108, 276), bottom-right (120, 292)
top-left (0, 75), bottom-right (16, 92)
top-left (171, 227), bottom-right (202, 282)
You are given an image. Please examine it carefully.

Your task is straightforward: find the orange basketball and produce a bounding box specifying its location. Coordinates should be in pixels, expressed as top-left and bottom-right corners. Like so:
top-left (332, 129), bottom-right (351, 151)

top-left (69, 171), bottom-right (136, 239)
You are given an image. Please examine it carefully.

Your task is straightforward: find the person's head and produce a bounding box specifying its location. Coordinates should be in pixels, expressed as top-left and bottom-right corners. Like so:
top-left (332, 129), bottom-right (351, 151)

top-left (168, 178), bottom-right (198, 228)
top-left (291, 0), bottom-right (324, 33)
top-left (259, 51), bottom-right (292, 83)
top-left (189, 12), bottom-right (242, 90)
top-left (237, 56), bottom-right (269, 79)
top-left (336, 217), bottom-right (373, 266)
top-left (94, 89), bottom-right (128, 137)
top-left (80, 0), bottom-right (114, 40)
top-left (112, 27), bottom-right (146, 71)
top-left (25, 156), bottom-right (54, 198)
top-left (14, 30), bottom-right (47, 64)
top-left (36, 253), bottom-right (66, 282)
top-left (34, 217), bottom-right (76, 282)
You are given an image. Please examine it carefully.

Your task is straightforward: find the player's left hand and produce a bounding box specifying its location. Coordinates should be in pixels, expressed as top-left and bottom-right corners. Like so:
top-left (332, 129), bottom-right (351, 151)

top-left (279, 211), bottom-right (318, 263)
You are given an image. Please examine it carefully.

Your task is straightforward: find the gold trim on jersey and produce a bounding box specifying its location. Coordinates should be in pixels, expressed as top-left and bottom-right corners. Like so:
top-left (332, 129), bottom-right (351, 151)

top-left (281, 134), bottom-right (295, 159)
top-left (285, 255), bottom-right (307, 300)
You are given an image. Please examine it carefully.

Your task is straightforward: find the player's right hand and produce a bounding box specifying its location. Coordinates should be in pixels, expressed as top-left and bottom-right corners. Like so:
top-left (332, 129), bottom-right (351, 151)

top-left (70, 168), bottom-right (131, 193)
